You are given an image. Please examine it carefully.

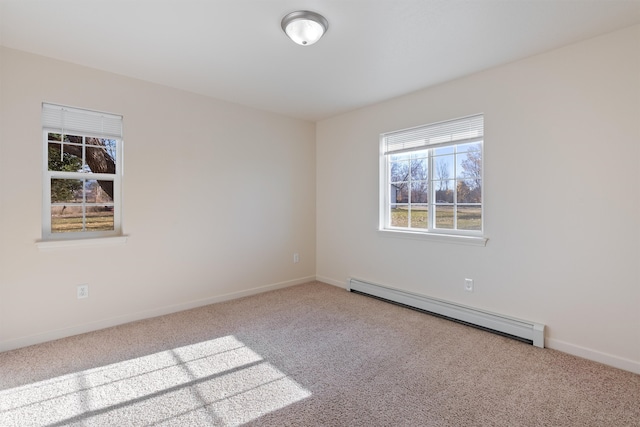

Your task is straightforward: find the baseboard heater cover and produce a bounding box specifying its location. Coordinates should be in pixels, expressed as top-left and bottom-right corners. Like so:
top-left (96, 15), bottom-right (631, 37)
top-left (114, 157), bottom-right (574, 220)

top-left (348, 278), bottom-right (545, 348)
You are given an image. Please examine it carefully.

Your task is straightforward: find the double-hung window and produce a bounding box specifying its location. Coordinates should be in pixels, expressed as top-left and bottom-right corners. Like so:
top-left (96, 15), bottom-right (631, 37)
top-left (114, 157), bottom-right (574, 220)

top-left (380, 114), bottom-right (484, 237)
top-left (42, 103), bottom-right (123, 240)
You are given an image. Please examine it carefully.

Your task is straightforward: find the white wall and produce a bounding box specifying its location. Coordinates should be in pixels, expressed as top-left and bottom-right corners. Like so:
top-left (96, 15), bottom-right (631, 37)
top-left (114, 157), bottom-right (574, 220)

top-left (316, 25), bottom-right (640, 373)
top-left (0, 47), bottom-right (316, 350)
top-left (1, 26), bottom-right (639, 375)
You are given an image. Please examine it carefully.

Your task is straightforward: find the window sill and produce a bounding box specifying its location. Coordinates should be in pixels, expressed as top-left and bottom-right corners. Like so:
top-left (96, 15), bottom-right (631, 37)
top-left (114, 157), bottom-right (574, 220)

top-left (36, 235), bottom-right (128, 250)
top-left (377, 229), bottom-right (488, 246)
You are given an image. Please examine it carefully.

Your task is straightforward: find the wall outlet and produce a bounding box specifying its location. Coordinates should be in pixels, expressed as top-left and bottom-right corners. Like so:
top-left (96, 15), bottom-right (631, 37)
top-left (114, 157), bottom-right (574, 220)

top-left (77, 284), bottom-right (89, 299)
top-left (464, 278), bottom-right (474, 292)
top-left (293, 253), bottom-right (300, 263)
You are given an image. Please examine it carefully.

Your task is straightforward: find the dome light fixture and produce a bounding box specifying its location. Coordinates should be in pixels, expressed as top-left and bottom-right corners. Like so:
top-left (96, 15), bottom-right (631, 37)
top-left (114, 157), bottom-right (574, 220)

top-left (281, 10), bottom-right (328, 46)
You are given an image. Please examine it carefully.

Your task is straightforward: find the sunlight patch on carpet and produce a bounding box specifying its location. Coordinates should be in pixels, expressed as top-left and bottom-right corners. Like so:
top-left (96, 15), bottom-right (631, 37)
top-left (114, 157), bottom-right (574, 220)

top-left (0, 335), bottom-right (311, 426)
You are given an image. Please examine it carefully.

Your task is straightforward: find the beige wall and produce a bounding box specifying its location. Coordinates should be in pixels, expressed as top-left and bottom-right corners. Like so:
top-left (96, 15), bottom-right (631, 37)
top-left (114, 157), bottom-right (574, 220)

top-left (1, 25), bottom-right (639, 374)
top-left (316, 25), bottom-right (640, 373)
top-left (0, 47), bottom-right (316, 350)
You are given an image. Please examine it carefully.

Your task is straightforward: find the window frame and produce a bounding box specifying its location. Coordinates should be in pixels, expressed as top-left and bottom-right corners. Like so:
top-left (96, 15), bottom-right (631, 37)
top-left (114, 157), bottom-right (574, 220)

top-left (379, 114), bottom-right (485, 242)
top-left (41, 103), bottom-right (123, 241)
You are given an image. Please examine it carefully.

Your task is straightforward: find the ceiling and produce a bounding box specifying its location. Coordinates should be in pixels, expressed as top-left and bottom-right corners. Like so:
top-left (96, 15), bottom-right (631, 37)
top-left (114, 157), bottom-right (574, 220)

top-left (1, 0), bottom-right (639, 121)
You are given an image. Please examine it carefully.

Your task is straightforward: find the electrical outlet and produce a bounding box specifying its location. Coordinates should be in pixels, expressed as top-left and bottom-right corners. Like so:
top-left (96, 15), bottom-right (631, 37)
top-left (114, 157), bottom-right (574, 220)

top-left (293, 253), bottom-right (300, 263)
top-left (464, 278), bottom-right (474, 292)
top-left (77, 285), bottom-right (89, 299)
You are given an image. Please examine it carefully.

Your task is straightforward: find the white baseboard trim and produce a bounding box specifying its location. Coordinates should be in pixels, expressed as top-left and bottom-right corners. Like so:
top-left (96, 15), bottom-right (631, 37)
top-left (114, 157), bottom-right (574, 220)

top-left (316, 275), bottom-right (640, 375)
top-left (546, 338), bottom-right (640, 375)
top-left (315, 275), bottom-right (347, 289)
top-left (0, 276), bottom-right (315, 353)
top-left (5, 274), bottom-right (638, 375)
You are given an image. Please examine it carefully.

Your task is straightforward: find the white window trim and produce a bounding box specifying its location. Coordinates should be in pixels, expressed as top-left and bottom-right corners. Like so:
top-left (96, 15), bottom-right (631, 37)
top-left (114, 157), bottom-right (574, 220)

top-left (377, 229), bottom-right (488, 246)
top-left (36, 235), bottom-right (128, 250)
top-left (379, 114), bottom-right (485, 242)
top-left (41, 103), bottom-right (124, 242)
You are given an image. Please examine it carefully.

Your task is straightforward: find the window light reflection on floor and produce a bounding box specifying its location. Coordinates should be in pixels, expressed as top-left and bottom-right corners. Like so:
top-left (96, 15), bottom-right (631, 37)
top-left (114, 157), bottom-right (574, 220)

top-left (0, 335), bottom-right (311, 426)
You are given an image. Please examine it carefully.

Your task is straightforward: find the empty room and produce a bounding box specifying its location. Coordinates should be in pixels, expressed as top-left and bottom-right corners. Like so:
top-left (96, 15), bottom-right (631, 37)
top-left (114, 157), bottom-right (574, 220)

top-left (0, 1), bottom-right (639, 425)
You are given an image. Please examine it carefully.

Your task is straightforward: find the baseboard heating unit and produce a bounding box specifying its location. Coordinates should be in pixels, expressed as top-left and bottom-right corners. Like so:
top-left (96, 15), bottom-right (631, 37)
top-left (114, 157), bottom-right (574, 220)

top-left (348, 278), bottom-right (545, 348)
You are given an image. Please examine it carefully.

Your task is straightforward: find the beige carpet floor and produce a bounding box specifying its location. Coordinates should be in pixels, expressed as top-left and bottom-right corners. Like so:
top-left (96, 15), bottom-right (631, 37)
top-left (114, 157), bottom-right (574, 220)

top-left (1, 281), bottom-right (639, 426)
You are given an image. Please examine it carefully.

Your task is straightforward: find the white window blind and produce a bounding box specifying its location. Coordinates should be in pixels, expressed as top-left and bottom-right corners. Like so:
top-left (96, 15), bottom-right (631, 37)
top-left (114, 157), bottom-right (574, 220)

top-left (42, 103), bottom-right (122, 139)
top-left (384, 114), bottom-right (483, 154)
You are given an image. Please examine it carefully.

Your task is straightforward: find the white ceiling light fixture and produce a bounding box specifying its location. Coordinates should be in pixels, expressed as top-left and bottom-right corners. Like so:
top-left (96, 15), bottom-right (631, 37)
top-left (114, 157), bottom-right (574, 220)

top-left (281, 10), bottom-right (328, 46)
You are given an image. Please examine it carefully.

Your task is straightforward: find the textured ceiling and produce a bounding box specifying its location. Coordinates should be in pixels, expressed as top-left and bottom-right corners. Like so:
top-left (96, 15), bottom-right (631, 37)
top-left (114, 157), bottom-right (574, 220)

top-left (1, 0), bottom-right (639, 121)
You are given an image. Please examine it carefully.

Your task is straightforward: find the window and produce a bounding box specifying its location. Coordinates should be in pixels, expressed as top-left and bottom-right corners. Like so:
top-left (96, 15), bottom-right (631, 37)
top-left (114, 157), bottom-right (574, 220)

top-left (42, 103), bottom-right (123, 240)
top-left (380, 114), bottom-right (483, 237)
